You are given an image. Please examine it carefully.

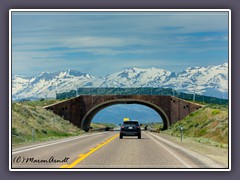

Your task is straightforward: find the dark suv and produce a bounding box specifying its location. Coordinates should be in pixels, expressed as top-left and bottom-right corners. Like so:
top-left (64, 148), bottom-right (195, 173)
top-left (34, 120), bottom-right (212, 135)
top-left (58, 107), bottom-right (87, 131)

top-left (120, 121), bottom-right (141, 139)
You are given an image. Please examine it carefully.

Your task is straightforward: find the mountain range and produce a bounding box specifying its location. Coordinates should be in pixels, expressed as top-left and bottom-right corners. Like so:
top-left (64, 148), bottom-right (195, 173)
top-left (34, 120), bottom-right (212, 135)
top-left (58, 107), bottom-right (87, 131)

top-left (12, 63), bottom-right (228, 100)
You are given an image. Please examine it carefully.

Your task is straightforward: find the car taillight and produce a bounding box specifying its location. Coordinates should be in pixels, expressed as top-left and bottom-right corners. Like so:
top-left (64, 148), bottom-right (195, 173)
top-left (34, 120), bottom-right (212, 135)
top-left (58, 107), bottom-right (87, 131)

top-left (136, 126), bottom-right (140, 128)
top-left (121, 126), bottom-right (124, 128)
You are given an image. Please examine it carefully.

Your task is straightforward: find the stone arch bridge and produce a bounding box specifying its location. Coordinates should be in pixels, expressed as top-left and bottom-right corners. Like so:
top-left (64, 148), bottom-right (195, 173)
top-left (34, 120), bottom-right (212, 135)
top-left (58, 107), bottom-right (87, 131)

top-left (44, 95), bottom-right (202, 132)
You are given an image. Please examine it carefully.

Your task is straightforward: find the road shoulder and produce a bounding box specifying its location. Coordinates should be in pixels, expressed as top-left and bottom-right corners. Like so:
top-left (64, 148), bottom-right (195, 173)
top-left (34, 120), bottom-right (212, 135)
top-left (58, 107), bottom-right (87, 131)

top-left (148, 131), bottom-right (228, 167)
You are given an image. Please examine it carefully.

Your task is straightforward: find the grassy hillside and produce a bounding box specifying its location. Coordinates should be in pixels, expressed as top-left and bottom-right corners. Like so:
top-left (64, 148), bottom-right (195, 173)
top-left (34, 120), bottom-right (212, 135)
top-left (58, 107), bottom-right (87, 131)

top-left (164, 104), bottom-right (228, 148)
top-left (12, 100), bottom-right (85, 146)
top-left (19, 99), bottom-right (60, 107)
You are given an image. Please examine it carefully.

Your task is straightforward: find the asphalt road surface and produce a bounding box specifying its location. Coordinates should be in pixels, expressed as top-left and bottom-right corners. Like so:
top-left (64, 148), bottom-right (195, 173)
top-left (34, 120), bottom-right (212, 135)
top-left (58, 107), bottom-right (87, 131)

top-left (12, 131), bottom-right (225, 169)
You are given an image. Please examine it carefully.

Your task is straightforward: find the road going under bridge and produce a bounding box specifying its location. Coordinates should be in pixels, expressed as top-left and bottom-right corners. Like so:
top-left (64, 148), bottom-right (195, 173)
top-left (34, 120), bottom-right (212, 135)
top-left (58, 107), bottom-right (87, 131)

top-left (44, 95), bottom-right (202, 132)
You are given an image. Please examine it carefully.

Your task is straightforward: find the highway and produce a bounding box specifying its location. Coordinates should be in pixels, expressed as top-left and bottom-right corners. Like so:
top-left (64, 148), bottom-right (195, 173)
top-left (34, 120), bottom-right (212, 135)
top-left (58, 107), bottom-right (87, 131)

top-left (12, 131), bottom-right (225, 169)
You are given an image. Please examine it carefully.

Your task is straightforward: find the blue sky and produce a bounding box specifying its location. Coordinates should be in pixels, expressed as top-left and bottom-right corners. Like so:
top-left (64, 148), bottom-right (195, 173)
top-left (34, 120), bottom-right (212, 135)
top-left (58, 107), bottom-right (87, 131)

top-left (11, 11), bottom-right (229, 77)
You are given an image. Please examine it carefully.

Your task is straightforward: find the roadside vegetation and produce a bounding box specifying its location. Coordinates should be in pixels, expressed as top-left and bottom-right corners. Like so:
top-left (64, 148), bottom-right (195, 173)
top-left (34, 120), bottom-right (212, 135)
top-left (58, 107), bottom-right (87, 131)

top-left (144, 104), bottom-right (228, 148)
top-left (142, 122), bottom-right (163, 132)
top-left (19, 98), bottom-right (60, 107)
top-left (90, 122), bottom-right (117, 129)
top-left (164, 104), bottom-right (228, 148)
top-left (89, 122), bottom-right (117, 132)
top-left (12, 100), bottom-right (86, 147)
top-left (12, 99), bottom-right (118, 147)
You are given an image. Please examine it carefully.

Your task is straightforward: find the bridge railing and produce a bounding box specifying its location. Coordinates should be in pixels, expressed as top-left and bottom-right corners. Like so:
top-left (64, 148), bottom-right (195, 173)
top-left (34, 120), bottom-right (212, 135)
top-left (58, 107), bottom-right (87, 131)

top-left (56, 87), bottom-right (228, 105)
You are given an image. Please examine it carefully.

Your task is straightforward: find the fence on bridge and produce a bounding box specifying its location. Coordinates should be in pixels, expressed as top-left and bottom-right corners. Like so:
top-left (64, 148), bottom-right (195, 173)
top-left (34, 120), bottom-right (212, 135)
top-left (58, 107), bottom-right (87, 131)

top-left (55, 87), bottom-right (228, 105)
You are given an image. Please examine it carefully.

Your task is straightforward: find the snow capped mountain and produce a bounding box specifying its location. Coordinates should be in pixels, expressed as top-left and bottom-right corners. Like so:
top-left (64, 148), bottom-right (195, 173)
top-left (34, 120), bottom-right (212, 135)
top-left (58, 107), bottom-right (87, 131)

top-left (12, 70), bottom-right (101, 100)
top-left (12, 75), bottom-right (31, 95)
top-left (12, 63), bottom-right (228, 100)
top-left (100, 67), bottom-right (171, 87)
top-left (163, 63), bottom-right (228, 98)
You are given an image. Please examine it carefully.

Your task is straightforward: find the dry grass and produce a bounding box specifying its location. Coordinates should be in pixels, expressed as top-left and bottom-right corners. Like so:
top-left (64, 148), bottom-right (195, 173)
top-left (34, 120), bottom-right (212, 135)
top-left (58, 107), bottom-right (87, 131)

top-left (11, 101), bottom-right (85, 146)
top-left (164, 104), bottom-right (228, 148)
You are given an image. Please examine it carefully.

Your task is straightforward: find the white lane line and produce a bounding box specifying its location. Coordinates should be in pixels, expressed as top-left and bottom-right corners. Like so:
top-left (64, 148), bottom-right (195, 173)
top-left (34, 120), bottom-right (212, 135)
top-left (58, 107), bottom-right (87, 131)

top-left (147, 132), bottom-right (225, 168)
top-left (13, 132), bottom-right (108, 151)
top-left (12, 136), bottom-right (83, 151)
top-left (12, 132), bottom-right (110, 154)
top-left (145, 132), bottom-right (192, 168)
top-left (13, 132), bottom-right (106, 151)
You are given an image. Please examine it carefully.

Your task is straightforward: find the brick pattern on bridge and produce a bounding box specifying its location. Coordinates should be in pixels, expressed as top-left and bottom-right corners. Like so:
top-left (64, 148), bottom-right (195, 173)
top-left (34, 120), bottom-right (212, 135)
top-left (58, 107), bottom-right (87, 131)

top-left (44, 95), bottom-right (202, 131)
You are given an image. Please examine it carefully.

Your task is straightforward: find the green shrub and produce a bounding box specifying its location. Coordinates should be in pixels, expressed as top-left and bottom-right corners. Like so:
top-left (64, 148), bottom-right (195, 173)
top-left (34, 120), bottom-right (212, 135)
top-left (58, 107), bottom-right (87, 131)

top-left (212, 109), bottom-right (220, 115)
top-left (12, 128), bottom-right (19, 136)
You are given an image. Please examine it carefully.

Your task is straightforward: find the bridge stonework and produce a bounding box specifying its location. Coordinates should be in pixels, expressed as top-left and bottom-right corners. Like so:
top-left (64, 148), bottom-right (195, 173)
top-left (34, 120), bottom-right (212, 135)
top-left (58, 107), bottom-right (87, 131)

top-left (44, 95), bottom-right (202, 132)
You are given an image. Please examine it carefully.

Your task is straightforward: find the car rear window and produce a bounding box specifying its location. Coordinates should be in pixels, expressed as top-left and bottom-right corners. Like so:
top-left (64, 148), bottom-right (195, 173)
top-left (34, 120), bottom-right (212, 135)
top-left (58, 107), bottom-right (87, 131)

top-left (123, 121), bottom-right (139, 125)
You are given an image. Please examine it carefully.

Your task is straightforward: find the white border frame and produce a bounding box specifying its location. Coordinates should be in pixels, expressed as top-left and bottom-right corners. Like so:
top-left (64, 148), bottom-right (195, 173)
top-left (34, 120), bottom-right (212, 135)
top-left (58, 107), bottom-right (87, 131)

top-left (9, 9), bottom-right (231, 172)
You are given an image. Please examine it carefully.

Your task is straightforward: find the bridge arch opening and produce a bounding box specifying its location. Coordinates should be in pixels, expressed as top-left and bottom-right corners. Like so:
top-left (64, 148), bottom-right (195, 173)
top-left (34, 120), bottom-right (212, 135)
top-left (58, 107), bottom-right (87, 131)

top-left (91, 104), bottom-right (163, 129)
top-left (81, 99), bottom-right (170, 132)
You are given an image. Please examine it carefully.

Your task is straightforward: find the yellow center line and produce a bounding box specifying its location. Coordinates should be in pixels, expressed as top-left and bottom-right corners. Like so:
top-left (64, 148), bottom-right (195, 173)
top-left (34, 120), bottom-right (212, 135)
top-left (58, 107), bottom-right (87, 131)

top-left (60, 133), bottom-right (119, 168)
top-left (60, 164), bottom-right (69, 168)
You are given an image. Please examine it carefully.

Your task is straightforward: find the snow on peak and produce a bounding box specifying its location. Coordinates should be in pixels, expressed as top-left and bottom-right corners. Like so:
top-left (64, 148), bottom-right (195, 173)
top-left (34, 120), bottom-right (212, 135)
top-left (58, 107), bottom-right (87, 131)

top-left (66, 69), bottom-right (84, 76)
top-left (57, 69), bottom-right (93, 79)
top-left (222, 62), bottom-right (228, 67)
top-left (127, 67), bottom-right (143, 72)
